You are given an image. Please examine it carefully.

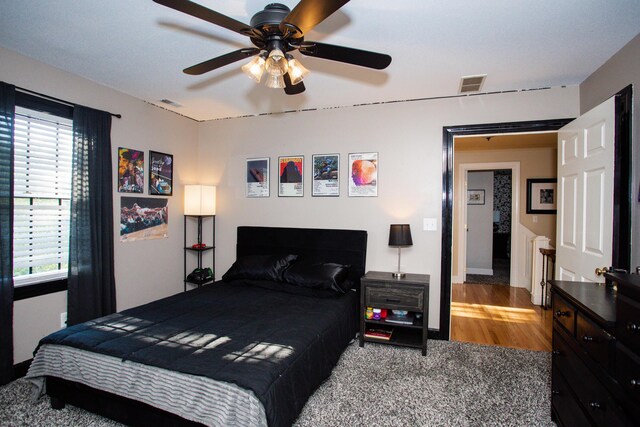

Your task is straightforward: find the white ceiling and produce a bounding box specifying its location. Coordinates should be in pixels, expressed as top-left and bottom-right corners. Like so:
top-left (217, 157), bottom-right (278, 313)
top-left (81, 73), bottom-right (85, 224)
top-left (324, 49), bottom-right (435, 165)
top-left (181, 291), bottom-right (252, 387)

top-left (1, 1), bottom-right (639, 121)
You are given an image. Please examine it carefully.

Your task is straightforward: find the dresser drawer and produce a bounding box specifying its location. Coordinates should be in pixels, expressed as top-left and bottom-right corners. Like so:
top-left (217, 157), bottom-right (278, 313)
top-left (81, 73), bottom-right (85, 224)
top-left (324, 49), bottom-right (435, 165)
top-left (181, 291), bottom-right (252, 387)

top-left (576, 312), bottom-right (614, 369)
top-left (553, 294), bottom-right (576, 336)
top-left (365, 286), bottom-right (423, 311)
top-left (551, 364), bottom-right (592, 427)
top-left (616, 294), bottom-right (640, 354)
top-left (615, 343), bottom-right (640, 405)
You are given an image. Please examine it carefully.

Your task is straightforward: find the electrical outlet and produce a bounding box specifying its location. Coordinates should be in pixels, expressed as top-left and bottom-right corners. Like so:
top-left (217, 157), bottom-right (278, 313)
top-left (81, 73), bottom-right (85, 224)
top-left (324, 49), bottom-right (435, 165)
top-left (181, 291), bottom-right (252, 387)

top-left (60, 312), bottom-right (67, 329)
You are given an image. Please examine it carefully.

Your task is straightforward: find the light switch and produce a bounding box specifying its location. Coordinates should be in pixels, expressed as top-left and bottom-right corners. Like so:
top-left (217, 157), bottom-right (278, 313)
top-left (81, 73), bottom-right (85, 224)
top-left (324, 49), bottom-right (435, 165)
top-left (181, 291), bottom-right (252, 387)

top-left (423, 218), bottom-right (438, 231)
top-left (533, 215), bottom-right (538, 223)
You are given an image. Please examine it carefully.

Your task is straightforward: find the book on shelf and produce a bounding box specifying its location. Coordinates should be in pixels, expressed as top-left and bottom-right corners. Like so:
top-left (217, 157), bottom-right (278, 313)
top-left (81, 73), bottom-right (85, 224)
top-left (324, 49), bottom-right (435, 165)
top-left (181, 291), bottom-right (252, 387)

top-left (364, 328), bottom-right (393, 340)
top-left (385, 312), bottom-right (415, 325)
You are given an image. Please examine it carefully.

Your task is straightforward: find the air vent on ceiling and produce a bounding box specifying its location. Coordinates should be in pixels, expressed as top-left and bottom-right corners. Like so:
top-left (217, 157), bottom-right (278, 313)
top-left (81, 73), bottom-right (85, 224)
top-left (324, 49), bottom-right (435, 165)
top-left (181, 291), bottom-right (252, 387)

top-left (459, 74), bottom-right (487, 93)
top-left (160, 98), bottom-right (182, 108)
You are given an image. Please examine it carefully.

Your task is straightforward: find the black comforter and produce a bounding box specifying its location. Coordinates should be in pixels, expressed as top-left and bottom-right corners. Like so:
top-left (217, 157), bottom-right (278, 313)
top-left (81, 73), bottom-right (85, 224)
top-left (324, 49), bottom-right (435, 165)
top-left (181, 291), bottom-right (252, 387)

top-left (38, 280), bottom-right (358, 427)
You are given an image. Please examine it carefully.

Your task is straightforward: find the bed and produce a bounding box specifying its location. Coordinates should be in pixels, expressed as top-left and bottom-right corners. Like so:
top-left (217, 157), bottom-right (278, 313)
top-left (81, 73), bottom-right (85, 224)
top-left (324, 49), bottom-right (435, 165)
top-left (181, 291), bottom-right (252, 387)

top-left (26, 226), bottom-right (368, 427)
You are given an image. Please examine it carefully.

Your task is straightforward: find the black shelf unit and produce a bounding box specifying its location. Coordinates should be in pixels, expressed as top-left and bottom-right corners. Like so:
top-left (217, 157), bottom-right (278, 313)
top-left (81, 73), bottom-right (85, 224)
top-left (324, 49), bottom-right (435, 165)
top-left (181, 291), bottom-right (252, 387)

top-left (183, 215), bottom-right (215, 291)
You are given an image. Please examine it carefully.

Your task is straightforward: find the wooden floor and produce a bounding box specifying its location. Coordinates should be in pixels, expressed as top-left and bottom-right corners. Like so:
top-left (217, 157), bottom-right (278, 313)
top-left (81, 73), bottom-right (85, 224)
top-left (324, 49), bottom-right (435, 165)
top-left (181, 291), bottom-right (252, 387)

top-left (451, 283), bottom-right (553, 352)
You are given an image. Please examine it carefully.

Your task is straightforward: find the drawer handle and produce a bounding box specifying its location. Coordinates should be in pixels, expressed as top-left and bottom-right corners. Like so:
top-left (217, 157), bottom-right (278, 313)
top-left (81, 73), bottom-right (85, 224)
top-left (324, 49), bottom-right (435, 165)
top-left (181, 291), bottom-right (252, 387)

top-left (551, 390), bottom-right (560, 396)
top-left (552, 350), bottom-right (561, 356)
top-left (627, 322), bottom-right (639, 333)
top-left (555, 310), bottom-right (570, 317)
top-left (582, 335), bottom-right (594, 342)
top-left (385, 298), bottom-right (402, 303)
top-left (630, 379), bottom-right (639, 388)
top-left (589, 401), bottom-right (602, 410)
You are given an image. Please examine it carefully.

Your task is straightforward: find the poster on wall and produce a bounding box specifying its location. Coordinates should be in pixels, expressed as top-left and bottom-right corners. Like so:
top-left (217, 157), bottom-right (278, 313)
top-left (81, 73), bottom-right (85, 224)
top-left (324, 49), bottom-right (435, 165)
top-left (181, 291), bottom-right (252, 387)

top-left (149, 151), bottom-right (173, 196)
top-left (278, 156), bottom-right (304, 197)
top-left (246, 157), bottom-right (270, 197)
top-left (120, 197), bottom-right (168, 242)
top-left (348, 152), bottom-right (378, 197)
top-left (117, 147), bottom-right (144, 193)
top-left (312, 154), bottom-right (339, 197)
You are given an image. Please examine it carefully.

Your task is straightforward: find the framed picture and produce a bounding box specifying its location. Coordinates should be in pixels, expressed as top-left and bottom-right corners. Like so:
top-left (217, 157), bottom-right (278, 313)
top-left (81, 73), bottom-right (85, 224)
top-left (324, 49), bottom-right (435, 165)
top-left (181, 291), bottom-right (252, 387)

top-left (348, 152), bottom-right (378, 197)
top-left (246, 157), bottom-right (270, 198)
top-left (278, 156), bottom-right (304, 197)
top-left (312, 154), bottom-right (339, 197)
top-left (527, 178), bottom-right (557, 214)
top-left (467, 189), bottom-right (485, 205)
top-left (117, 147), bottom-right (144, 193)
top-left (120, 197), bottom-right (168, 242)
top-left (149, 151), bottom-right (173, 196)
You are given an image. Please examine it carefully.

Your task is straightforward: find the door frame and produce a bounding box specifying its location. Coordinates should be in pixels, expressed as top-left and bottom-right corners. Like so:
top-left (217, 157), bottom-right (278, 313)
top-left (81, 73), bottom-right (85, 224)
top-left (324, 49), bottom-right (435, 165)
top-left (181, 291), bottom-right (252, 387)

top-left (456, 161), bottom-right (520, 286)
top-left (440, 85), bottom-right (633, 340)
top-left (440, 118), bottom-right (573, 340)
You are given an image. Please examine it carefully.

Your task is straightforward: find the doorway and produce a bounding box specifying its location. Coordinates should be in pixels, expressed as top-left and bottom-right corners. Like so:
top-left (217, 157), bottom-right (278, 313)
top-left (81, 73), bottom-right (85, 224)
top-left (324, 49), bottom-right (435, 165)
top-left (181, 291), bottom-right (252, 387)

top-left (451, 137), bottom-right (555, 351)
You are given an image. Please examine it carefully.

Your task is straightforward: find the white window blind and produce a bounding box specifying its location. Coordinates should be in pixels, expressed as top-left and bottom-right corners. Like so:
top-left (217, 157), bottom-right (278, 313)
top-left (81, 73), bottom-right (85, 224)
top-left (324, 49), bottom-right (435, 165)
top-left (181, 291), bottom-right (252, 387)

top-left (12, 106), bottom-right (73, 286)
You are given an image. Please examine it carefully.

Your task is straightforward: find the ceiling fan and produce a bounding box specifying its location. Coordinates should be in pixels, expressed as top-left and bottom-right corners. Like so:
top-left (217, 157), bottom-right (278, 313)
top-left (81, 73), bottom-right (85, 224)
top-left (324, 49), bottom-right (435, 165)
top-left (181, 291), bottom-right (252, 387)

top-left (153, 0), bottom-right (392, 95)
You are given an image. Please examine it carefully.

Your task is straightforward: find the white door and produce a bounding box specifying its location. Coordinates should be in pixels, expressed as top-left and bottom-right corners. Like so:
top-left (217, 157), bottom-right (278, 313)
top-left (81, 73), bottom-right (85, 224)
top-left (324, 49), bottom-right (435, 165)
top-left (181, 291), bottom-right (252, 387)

top-left (556, 97), bottom-right (615, 283)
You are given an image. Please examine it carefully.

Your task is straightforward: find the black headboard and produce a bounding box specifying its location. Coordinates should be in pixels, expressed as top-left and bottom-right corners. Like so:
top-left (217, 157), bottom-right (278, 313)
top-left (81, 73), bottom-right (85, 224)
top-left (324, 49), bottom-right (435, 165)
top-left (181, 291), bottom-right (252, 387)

top-left (236, 226), bottom-right (368, 286)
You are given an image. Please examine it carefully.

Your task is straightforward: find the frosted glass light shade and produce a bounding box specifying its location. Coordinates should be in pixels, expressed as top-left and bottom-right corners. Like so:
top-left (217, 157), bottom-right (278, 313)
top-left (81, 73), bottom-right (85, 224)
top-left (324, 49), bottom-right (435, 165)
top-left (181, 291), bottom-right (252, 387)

top-left (265, 49), bottom-right (288, 76)
top-left (287, 58), bottom-right (309, 85)
top-left (241, 55), bottom-right (266, 83)
top-left (265, 73), bottom-right (285, 89)
top-left (184, 185), bottom-right (216, 215)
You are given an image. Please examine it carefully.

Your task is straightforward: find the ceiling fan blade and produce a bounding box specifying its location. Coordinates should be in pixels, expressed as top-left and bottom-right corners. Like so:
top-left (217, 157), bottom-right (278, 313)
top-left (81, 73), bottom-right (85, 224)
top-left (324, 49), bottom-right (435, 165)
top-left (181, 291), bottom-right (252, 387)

top-left (281, 0), bottom-right (350, 37)
top-left (183, 48), bottom-right (259, 75)
top-left (299, 42), bottom-right (391, 70)
top-left (153, 0), bottom-right (254, 37)
top-left (283, 73), bottom-right (306, 95)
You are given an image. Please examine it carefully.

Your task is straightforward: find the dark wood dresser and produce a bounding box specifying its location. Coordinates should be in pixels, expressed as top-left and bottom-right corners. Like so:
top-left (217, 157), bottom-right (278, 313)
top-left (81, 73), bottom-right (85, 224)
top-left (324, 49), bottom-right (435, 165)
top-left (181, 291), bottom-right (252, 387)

top-left (551, 274), bottom-right (640, 426)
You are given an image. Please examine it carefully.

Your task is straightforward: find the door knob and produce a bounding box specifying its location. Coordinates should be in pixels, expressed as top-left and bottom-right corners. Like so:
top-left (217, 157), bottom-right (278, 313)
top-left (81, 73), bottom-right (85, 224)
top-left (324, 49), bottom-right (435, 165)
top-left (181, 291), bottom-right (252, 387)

top-left (595, 266), bottom-right (609, 276)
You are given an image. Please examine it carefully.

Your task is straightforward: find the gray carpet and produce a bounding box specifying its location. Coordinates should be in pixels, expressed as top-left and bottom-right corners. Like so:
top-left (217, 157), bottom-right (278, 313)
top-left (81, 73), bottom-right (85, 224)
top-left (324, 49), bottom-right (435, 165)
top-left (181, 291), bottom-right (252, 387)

top-left (1, 340), bottom-right (554, 426)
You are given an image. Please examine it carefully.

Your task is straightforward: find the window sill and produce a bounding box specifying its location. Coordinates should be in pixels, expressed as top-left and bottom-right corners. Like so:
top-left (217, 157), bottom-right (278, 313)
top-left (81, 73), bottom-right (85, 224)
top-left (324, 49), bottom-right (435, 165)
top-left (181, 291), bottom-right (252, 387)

top-left (13, 279), bottom-right (68, 301)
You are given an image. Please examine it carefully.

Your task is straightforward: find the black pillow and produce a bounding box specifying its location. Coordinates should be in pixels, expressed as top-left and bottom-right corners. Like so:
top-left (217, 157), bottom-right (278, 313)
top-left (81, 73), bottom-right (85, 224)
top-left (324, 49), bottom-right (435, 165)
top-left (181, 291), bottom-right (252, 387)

top-left (283, 260), bottom-right (351, 293)
top-left (222, 254), bottom-right (298, 282)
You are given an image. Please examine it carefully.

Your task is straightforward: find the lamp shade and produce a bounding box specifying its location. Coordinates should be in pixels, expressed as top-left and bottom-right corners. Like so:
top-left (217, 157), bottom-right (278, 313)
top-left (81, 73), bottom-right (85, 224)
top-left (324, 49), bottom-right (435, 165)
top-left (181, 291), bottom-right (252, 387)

top-left (184, 185), bottom-right (216, 216)
top-left (389, 224), bottom-right (413, 247)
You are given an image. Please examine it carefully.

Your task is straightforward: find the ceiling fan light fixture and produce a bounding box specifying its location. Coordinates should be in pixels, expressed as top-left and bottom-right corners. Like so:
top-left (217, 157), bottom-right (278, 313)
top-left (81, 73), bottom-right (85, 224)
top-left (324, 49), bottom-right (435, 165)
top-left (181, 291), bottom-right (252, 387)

top-left (287, 57), bottom-right (309, 85)
top-left (264, 73), bottom-right (285, 89)
top-left (265, 48), bottom-right (288, 77)
top-left (241, 55), bottom-right (266, 83)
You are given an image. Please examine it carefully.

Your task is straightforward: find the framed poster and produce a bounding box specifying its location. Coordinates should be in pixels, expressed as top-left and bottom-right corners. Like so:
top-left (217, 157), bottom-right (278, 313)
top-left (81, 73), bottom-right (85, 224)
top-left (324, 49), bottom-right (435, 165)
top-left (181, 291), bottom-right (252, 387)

top-left (117, 147), bottom-right (144, 193)
top-left (120, 197), bottom-right (168, 242)
top-left (467, 189), bottom-right (485, 205)
top-left (348, 152), bottom-right (378, 197)
top-left (526, 178), bottom-right (557, 214)
top-left (312, 154), bottom-right (339, 197)
top-left (246, 157), bottom-right (270, 197)
top-left (278, 156), bottom-right (304, 197)
top-left (149, 151), bottom-right (173, 195)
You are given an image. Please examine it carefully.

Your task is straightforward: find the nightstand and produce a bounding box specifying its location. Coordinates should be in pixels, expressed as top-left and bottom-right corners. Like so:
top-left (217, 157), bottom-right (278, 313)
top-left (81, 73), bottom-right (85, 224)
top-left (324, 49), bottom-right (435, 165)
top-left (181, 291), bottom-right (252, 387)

top-left (359, 271), bottom-right (430, 356)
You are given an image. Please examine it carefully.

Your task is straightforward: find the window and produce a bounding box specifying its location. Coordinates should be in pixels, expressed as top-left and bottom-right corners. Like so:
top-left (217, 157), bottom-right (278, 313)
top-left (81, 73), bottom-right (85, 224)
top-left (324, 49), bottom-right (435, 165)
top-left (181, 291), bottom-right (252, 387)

top-left (12, 106), bottom-right (73, 287)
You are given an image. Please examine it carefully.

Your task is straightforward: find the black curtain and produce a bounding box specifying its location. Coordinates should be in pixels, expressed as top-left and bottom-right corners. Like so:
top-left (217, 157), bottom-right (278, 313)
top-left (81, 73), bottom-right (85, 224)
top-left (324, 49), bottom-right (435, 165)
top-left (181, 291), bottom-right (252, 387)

top-left (0, 83), bottom-right (15, 385)
top-left (67, 106), bottom-right (116, 325)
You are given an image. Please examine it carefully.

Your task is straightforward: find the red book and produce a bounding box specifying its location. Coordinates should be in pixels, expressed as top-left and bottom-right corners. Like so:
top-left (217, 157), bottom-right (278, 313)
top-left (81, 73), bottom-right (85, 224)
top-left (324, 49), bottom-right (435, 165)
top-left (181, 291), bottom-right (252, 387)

top-left (364, 328), bottom-right (393, 340)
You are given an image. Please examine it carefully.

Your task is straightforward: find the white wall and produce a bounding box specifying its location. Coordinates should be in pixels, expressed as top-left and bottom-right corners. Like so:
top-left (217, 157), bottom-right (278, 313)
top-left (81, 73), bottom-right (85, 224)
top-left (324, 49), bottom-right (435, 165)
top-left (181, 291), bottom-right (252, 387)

top-left (1, 47), bottom-right (199, 362)
top-left (580, 33), bottom-right (640, 268)
top-left (197, 86), bottom-right (580, 331)
top-left (466, 171), bottom-right (494, 274)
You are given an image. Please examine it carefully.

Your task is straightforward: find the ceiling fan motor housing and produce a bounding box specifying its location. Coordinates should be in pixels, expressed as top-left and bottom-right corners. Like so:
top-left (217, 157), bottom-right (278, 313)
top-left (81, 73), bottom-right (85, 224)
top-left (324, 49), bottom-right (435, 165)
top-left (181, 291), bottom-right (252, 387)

top-left (250, 3), bottom-right (303, 50)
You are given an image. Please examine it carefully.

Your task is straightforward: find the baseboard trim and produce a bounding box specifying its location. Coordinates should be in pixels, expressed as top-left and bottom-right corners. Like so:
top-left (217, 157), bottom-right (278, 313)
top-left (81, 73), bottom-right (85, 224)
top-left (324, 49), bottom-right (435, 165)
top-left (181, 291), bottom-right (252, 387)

top-left (467, 268), bottom-right (494, 275)
top-left (451, 275), bottom-right (463, 284)
top-left (13, 359), bottom-right (32, 380)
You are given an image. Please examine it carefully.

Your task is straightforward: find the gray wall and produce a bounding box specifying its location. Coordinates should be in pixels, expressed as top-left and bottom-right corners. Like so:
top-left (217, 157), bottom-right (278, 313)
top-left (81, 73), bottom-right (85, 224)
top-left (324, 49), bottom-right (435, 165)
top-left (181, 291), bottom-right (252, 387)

top-left (196, 86), bottom-right (579, 331)
top-left (1, 47), bottom-right (199, 362)
top-left (580, 33), bottom-right (640, 268)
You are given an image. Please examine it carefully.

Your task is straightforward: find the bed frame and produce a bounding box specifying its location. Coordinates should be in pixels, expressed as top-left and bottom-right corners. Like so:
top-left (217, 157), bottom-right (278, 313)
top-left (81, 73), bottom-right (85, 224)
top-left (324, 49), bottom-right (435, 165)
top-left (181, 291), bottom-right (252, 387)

top-left (46, 226), bottom-right (368, 426)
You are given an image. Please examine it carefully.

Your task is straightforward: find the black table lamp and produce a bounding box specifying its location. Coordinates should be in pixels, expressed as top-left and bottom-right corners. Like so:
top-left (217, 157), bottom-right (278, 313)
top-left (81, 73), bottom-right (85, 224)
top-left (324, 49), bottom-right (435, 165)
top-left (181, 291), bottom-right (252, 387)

top-left (389, 224), bottom-right (413, 278)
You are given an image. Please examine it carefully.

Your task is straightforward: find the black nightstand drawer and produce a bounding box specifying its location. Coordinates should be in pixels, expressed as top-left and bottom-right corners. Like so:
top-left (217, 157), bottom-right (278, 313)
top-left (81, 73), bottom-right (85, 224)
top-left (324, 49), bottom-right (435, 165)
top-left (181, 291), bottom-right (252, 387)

top-left (576, 312), bottom-right (614, 369)
top-left (366, 286), bottom-right (423, 311)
